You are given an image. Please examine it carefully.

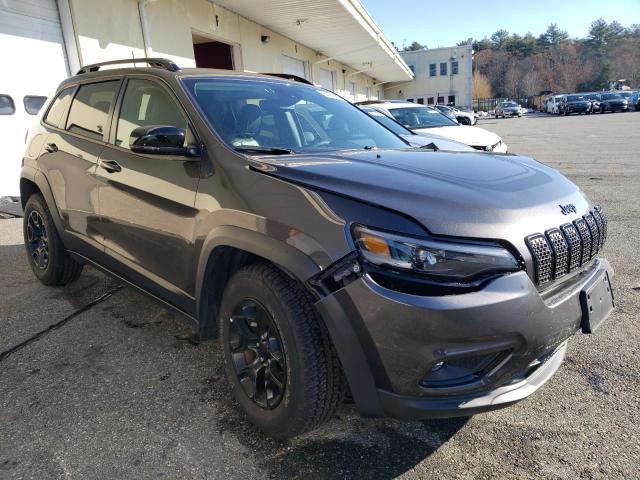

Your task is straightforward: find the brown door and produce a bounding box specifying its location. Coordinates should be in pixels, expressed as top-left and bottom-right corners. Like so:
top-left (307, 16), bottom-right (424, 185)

top-left (193, 40), bottom-right (233, 69)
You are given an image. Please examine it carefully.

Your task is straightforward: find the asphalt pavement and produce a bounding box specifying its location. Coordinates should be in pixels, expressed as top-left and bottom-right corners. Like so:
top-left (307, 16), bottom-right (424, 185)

top-left (1, 111), bottom-right (639, 479)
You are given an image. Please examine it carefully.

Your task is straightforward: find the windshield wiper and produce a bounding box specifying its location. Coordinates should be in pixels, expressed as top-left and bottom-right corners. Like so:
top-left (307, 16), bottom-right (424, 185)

top-left (234, 146), bottom-right (296, 155)
top-left (419, 142), bottom-right (439, 151)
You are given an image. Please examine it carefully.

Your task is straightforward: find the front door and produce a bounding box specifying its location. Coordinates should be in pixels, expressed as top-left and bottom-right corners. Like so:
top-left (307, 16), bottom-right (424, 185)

top-left (95, 77), bottom-right (200, 312)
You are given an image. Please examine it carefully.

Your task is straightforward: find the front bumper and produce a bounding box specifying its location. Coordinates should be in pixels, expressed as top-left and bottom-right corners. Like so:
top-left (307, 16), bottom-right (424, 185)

top-left (316, 257), bottom-right (613, 420)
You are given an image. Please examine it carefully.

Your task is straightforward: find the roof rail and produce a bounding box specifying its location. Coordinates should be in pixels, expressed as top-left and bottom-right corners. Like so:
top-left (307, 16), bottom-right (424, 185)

top-left (260, 73), bottom-right (313, 85)
top-left (76, 58), bottom-right (180, 75)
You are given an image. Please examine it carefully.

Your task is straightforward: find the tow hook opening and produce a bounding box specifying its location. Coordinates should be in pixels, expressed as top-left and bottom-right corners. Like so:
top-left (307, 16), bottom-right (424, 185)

top-left (308, 253), bottom-right (363, 297)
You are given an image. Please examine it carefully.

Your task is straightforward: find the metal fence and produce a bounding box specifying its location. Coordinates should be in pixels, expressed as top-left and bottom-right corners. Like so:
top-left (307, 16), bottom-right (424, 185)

top-left (473, 96), bottom-right (536, 112)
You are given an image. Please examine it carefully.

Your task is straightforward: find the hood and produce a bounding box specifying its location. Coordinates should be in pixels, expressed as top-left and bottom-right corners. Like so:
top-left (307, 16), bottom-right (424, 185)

top-left (413, 125), bottom-right (501, 148)
top-left (252, 149), bottom-right (589, 246)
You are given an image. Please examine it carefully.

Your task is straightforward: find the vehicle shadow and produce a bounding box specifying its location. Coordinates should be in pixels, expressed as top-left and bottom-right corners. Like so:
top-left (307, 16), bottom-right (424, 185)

top-left (201, 351), bottom-right (469, 479)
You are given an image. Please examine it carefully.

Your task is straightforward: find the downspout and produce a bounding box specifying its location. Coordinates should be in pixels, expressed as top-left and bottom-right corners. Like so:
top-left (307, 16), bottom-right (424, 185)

top-left (138, 0), bottom-right (155, 58)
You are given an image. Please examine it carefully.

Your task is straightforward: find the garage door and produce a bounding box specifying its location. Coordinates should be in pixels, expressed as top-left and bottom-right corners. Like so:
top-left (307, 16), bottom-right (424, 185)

top-left (281, 55), bottom-right (308, 80)
top-left (318, 68), bottom-right (336, 92)
top-left (0, 0), bottom-right (69, 197)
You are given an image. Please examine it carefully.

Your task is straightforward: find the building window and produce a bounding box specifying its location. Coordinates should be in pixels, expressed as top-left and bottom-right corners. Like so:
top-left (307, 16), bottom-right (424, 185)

top-left (377, 89), bottom-right (382, 100)
top-left (437, 96), bottom-right (444, 104)
top-left (427, 97), bottom-right (434, 105)
top-left (349, 82), bottom-right (357, 101)
top-left (417, 98), bottom-right (424, 104)
top-left (451, 61), bottom-right (459, 75)
top-left (407, 98), bottom-right (414, 103)
top-left (408, 65), bottom-right (415, 75)
top-left (448, 95), bottom-right (456, 105)
top-left (429, 64), bottom-right (436, 77)
top-left (440, 62), bottom-right (447, 75)
top-left (365, 86), bottom-right (371, 99)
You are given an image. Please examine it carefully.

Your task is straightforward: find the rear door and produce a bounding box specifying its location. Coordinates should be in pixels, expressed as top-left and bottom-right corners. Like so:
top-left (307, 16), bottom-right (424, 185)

top-left (39, 79), bottom-right (122, 253)
top-left (96, 76), bottom-right (200, 313)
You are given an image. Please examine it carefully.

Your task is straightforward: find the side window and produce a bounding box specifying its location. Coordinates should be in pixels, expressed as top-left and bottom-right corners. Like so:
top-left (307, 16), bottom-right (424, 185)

top-left (116, 78), bottom-right (188, 149)
top-left (43, 87), bottom-right (75, 126)
top-left (0, 95), bottom-right (15, 115)
top-left (66, 80), bottom-right (120, 141)
top-left (24, 96), bottom-right (48, 115)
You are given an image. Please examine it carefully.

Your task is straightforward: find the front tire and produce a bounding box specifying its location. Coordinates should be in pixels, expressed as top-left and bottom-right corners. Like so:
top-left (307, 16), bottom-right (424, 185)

top-left (219, 263), bottom-right (344, 438)
top-left (23, 194), bottom-right (83, 286)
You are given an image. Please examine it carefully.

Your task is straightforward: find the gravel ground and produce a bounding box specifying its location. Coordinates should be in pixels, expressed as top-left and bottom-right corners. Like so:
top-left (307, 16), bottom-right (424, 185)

top-left (1, 112), bottom-right (639, 479)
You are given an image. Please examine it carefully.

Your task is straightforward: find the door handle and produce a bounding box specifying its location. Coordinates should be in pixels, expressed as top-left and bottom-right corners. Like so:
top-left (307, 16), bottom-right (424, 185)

top-left (44, 142), bottom-right (58, 153)
top-left (100, 160), bottom-right (122, 173)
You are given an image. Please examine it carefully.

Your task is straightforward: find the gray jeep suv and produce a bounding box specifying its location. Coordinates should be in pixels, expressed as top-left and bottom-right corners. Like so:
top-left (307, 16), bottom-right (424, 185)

top-left (20, 58), bottom-right (614, 438)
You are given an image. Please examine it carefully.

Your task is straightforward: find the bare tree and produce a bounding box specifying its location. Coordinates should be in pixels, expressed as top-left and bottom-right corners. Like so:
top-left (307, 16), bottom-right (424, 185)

top-left (473, 70), bottom-right (492, 98)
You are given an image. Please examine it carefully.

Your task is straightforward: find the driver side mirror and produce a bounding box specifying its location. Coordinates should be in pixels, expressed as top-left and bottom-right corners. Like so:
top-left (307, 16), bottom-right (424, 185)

top-left (130, 125), bottom-right (199, 157)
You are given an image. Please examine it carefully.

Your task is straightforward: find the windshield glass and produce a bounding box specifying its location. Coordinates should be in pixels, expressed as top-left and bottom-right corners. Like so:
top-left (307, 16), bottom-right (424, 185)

top-left (567, 95), bottom-right (585, 102)
top-left (501, 102), bottom-right (517, 107)
top-left (181, 77), bottom-right (407, 153)
top-left (602, 93), bottom-right (621, 100)
top-left (387, 106), bottom-right (458, 129)
top-left (361, 108), bottom-right (412, 135)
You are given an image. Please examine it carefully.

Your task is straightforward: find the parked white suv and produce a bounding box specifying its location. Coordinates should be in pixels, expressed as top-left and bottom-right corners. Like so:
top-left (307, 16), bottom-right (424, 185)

top-left (433, 104), bottom-right (477, 125)
top-left (366, 102), bottom-right (507, 153)
top-left (546, 95), bottom-right (564, 114)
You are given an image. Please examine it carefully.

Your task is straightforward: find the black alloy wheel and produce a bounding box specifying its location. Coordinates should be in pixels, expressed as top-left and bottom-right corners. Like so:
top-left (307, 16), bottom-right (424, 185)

top-left (26, 210), bottom-right (49, 270)
top-left (227, 299), bottom-right (287, 409)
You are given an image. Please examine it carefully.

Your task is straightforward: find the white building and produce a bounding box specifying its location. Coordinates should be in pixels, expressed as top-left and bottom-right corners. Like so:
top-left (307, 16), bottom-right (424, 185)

top-left (385, 44), bottom-right (473, 109)
top-left (0, 0), bottom-right (413, 197)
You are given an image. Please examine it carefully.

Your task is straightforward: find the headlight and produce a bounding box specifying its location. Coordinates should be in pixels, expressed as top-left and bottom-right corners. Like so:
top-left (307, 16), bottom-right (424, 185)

top-left (352, 225), bottom-right (520, 282)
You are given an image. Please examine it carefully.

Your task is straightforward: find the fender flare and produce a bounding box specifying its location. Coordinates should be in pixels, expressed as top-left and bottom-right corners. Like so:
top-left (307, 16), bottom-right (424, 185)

top-left (194, 225), bottom-right (321, 332)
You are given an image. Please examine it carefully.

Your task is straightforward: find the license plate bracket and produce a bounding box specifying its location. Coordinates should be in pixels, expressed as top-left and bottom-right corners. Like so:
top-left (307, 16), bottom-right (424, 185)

top-left (580, 270), bottom-right (614, 334)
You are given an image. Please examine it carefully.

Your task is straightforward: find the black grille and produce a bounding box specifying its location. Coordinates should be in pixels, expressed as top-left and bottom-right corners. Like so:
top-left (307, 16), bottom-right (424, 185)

top-left (526, 206), bottom-right (607, 286)
top-left (592, 207), bottom-right (607, 248)
top-left (546, 228), bottom-right (569, 278)
top-left (574, 218), bottom-right (592, 264)
top-left (560, 223), bottom-right (582, 270)
top-left (525, 234), bottom-right (553, 284)
top-left (584, 214), bottom-right (599, 257)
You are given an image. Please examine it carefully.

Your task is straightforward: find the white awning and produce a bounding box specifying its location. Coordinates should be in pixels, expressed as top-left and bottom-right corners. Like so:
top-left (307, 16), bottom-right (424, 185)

top-left (213, 0), bottom-right (414, 83)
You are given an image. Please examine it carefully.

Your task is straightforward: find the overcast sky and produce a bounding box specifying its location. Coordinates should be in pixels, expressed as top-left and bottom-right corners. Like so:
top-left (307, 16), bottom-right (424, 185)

top-left (361, 0), bottom-right (640, 48)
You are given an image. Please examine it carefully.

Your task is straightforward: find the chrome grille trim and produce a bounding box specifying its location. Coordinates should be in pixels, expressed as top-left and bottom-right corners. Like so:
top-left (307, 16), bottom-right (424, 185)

top-left (526, 207), bottom-right (608, 287)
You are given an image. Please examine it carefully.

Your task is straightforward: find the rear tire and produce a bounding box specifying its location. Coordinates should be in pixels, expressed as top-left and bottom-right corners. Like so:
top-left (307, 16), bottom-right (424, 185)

top-left (23, 194), bottom-right (83, 286)
top-left (219, 263), bottom-right (344, 438)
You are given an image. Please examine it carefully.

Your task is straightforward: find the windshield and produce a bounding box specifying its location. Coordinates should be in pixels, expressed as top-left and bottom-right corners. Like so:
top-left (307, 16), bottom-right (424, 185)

top-left (387, 106), bottom-right (458, 129)
top-left (602, 93), bottom-right (622, 100)
top-left (567, 95), bottom-right (585, 102)
top-left (181, 77), bottom-right (407, 153)
top-left (501, 102), bottom-right (517, 107)
top-left (361, 108), bottom-right (413, 136)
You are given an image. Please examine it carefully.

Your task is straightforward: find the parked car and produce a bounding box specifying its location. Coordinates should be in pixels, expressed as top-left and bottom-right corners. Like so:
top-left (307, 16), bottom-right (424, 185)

top-left (559, 94), bottom-right (591, 115)
top-left (627, 92), bottom-right (640, 111)
top-left (617, 91), bottom-right (636, 110)
top-left (21, 58), bottom-right (614, 438)
top-left (366, 101), bottom-right (508, 152)
top-left (598, 92), bottom-right (628, 113)
top-left (495, 101), bottom-right (522, 118)
top-left (433, 104), bottom-right (477, 125)
top-left (546, 95), bottom-right (564, 114)
top-left (584, 93), bottom-right (601, 113)
top-left (359, 106), bottom-right (474, 151)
